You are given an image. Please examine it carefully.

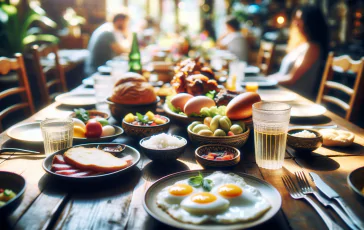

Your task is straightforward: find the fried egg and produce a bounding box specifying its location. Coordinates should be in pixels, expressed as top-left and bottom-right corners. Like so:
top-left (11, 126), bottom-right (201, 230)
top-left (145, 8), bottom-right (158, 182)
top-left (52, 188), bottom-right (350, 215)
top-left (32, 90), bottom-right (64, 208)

top-left (181, 192), bottom-right (229, 215)
top-left (156, 172), bottom-right (271, 225)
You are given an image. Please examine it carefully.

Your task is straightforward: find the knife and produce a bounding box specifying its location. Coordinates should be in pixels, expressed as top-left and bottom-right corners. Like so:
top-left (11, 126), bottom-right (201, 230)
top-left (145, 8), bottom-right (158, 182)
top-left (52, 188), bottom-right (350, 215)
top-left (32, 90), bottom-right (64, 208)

top-left (310, 173), bottom-right (364, 230)
top-left (289, 125), bottom-right (337, 129)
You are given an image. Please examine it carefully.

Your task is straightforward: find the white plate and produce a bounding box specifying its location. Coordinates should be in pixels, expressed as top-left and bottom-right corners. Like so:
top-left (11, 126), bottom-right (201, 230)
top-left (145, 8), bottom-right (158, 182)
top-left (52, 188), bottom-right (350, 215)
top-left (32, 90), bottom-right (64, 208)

top-left (144, 170), bottom-right (282, 230)
top-left (245, 65), bottom-right (260, 74)
top-left (82, 77), bottom-right (94, 86)
top-left (259, 91), bottom-right (297, 102)
top-left (241, 77), bottom-right (278, 87)
top-left (7, 122), bottom-right (43, 143)
top-left (290, 103), bottom-right (327, 117)
top-left (55, 92), bottom-right (97, 106)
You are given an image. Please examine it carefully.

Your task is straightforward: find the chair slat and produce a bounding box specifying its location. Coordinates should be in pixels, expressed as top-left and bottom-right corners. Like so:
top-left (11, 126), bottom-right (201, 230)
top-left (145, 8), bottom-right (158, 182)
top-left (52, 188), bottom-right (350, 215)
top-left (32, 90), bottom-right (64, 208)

top-left (256, 41), bottom-right (275, 76)
top-left (0, 103), bottom-right (30, 121)
top-left (46, 79), bottom-right (61, 89)
top-left (322, 95), bottom-right (350, 111)
top-left (325, 81), bottom-right (354, 95)
top-left (0, 87), bottom-right (26, 100)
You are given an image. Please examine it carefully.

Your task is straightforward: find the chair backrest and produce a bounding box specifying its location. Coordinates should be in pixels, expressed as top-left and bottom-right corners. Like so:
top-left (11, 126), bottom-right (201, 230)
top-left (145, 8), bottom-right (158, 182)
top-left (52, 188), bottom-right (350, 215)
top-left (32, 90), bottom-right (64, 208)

top-left (32, 44), bottom-right (67, 105)
top-left (256, 41), bottom-right (275, 75)
top-left (0, 53), bottom-right (35, 132)
top-left (316, 52), bottom-right (364, 120)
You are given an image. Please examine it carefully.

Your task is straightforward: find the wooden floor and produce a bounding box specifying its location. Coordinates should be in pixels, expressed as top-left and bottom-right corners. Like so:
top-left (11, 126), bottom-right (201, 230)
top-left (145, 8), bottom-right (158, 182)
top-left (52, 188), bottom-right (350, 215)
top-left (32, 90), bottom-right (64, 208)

top-left (0, 85), bottom-right (363, 230)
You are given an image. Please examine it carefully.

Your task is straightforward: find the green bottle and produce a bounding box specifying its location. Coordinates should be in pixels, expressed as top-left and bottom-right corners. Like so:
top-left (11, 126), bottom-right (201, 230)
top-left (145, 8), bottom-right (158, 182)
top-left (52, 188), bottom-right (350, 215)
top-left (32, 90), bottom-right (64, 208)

top-left (129, 32), bottom-right (142, 74)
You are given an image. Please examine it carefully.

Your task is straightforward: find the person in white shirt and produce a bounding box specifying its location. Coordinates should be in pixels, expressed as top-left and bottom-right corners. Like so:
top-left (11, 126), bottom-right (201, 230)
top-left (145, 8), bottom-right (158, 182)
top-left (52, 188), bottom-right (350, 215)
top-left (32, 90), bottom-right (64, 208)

top-left (217, 16), bottom-right (248, 61)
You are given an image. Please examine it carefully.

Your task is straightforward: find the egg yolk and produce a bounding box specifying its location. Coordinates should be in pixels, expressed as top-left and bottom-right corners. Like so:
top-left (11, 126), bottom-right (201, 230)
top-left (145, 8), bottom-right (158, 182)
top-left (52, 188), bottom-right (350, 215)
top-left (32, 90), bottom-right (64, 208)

top-left (218, 184), bottom-right (243, 198)
top-left (168, 184), bottom-right (193, 196)
top-left (190, 192), bottom-right (217, 204)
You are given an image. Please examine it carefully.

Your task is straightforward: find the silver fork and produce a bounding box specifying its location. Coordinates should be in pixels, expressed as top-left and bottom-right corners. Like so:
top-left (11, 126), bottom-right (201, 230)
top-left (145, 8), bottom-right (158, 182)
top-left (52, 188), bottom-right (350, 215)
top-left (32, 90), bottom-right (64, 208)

top-left (295, 171), bottom-right (358, 230)
top-left (282, 175), bottom-right (343, 230)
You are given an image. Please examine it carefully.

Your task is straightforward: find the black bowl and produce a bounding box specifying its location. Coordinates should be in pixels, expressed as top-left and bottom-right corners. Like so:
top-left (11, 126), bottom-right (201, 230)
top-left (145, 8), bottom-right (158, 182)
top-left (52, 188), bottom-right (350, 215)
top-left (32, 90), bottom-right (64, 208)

top-left (347, 166), bottom-right (364, 201)
top-left (0, 171), bottom-right (26, 216)
top-left (106, 97), bottom-right (160, 121)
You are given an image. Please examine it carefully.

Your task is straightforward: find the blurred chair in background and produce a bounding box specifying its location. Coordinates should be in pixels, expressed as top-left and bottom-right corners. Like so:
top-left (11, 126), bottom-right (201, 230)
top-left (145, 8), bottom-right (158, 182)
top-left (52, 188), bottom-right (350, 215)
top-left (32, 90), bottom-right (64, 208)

top-left (0, 54), bottom-right (35, 132)
top-left (256, 41), bottom-right (275, 75)
top-left (317, 52), bottom-right (364, 121)
top-left (32, 44), bottom-right (68, 106)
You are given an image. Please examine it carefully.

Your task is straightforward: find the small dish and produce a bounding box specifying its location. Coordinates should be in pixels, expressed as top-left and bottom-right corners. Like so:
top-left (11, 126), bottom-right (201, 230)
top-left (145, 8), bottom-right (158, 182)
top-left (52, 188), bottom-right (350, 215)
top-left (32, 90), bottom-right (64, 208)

top-left (73, 125), bottom-right (123, 144)
top-left (0, 171), bottom-right (26, 216)
top-left (187, 126), bottom-right (250, 149)
top-left (122, 116), bottom-right (170, 139)
top-left (287, 129), bottom-right (323, 152)
top-left (347, 166), bottom-right (364, 201)
top-left (195, 144), bottom-right (240, 168)
top-left (106, 97), bottom-right (160, 121)
top-left (139, 135), bottom-right (187, 161)
top-left (69, 110), bottom-right (110, 120)
top-left (97, 144), bottom-right (126, 153)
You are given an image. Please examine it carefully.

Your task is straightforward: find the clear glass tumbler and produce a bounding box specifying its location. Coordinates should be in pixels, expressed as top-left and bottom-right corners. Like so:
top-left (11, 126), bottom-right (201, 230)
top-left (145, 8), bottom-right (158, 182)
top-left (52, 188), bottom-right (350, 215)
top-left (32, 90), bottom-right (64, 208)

top-left (253, 102), bottom-right (291, 170)
top-left (41, 118), bottom-right (74, 156)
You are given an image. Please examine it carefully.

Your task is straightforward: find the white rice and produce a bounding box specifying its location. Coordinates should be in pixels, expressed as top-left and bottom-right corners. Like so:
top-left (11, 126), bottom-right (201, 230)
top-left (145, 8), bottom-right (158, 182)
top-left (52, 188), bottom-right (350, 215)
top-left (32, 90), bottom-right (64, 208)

top-left (292, 130), bottom-right (316, 138)
top-left (142, 133), bottom-right (185, 149)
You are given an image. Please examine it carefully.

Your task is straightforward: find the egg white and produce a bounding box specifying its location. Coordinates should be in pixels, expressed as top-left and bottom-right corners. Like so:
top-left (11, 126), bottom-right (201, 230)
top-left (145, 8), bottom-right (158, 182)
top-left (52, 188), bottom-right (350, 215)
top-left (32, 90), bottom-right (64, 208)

top-left (156, 172), bottom-right (271, 225)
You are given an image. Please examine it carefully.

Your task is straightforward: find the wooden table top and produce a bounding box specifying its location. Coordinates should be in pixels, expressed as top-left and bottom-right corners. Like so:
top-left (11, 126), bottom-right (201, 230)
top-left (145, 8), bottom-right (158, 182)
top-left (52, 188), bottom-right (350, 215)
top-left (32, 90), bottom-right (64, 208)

top-left (0, 85), bottom-right (363, 230)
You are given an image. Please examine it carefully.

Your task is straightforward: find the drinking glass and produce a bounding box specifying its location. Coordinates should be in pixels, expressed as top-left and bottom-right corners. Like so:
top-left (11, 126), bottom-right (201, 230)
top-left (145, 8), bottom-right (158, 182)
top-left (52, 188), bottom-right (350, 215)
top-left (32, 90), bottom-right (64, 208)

top-left (229, 61), bottom-right (246, 91)
top-left (94, 75), bottom-right (115, 102)
top-left (41, 118), bottom-right (73, 156)
top-left (253, 102), bottom-right (291, 170)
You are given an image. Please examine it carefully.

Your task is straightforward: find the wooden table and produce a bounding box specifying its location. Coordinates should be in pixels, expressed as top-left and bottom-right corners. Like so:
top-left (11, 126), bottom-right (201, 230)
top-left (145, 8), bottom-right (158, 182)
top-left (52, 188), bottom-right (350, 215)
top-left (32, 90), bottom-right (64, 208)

top-left (1, 85), bottom-right (363, 230)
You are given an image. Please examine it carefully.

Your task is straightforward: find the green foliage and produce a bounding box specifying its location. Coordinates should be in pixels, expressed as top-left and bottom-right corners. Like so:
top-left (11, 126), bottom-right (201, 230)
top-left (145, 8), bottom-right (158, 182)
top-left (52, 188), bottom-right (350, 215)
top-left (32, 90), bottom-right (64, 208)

top-left (0, 1), bottom-right (58, 56)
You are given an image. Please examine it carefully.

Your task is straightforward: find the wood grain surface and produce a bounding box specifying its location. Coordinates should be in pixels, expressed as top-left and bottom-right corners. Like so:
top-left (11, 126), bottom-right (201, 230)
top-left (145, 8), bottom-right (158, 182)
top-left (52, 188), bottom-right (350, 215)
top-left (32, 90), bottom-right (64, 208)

top-left (0, 85), bottom-right (363, 230)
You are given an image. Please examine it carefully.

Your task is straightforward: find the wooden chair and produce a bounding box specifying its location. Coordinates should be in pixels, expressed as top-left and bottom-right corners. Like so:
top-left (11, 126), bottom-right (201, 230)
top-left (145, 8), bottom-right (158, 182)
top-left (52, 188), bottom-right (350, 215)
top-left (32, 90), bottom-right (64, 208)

top-left (316, 52), bottom-right (364, 121)
top-left (32, 44), bottom-right (68, 105)
top-left (0, 54), bottom-right (35, 132)
top-left (256, 41), bottom-right (275, 75)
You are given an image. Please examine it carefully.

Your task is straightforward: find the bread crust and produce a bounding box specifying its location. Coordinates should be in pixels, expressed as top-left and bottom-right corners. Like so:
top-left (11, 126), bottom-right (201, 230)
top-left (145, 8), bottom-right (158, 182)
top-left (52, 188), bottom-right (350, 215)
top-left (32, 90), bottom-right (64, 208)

top-left (319, 129), bottom-right (355, 147)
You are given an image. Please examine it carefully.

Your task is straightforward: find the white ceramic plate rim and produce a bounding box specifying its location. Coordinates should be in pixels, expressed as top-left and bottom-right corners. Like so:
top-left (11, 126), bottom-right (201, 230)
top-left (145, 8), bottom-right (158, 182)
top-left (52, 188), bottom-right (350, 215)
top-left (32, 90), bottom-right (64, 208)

top-left (290, 103), bottom-right (327, 117)
top-left (143, 170), bottom-right (282, 230)
top-left (55, 92), bottom-right (97, 106)
top-left (260, 91), bottom-right (297, 102)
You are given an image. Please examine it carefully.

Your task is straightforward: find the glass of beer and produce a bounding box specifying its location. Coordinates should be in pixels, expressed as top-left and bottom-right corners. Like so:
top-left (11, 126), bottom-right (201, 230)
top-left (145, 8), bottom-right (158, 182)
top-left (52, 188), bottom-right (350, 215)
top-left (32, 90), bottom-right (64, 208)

top-left (41, 118), bottom-right (74, 156)
top-left (253, 102), bottom-right (291, 170)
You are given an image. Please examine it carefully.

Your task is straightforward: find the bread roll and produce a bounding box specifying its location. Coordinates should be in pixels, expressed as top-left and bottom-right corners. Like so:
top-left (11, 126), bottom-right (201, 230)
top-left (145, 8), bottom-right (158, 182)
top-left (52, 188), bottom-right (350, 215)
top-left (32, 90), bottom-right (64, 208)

top-left (319, 129), bottom-right (355, 147)
top-left (111, 72), bottom-right (157, 104)
top-left (184, 96), bottom-right (215, 116)
top-left (226, 92), bottom-right (261, 120)
top-left (111, 81), bottom-right (157, 104)
top-left (114, 72), bottom-right (146, 87)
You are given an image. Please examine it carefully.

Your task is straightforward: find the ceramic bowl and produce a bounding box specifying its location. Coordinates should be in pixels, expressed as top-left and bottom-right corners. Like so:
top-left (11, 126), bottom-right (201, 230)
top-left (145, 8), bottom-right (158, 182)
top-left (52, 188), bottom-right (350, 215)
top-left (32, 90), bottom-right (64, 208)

top-left (139, 135), bottom-right (187, 161)
top-left (69, 110), bottom-right (110, 120)
top-left (187, 126), bottom-right (250, 149)
top-left (106, 97), bottom-right (160, 121)
top-left (287, 129), bottom-right (323, 152)
top-left (347, 166), bottom-right (364, 201)
top-left (0, 171), bottom-right (26, 216)
top-left (195, 144), bottom-right (240, 168)
top-left (122, 116), bottom-right (170, 139)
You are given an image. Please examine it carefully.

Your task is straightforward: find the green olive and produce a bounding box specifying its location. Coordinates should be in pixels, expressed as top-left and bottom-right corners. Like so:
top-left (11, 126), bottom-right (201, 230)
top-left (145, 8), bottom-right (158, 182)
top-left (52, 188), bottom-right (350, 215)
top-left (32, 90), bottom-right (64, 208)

top-left (230, 124), bottom-right (243, 135)
top-left (198, 129), bottom-right (214, 136)
top-left (192, 124), bottom-right (210, 133)
top-left (214, 129), bottom-right (226, 136)
top-left (188, 121), bottom-right (202, 131)
top-left (210, 115), bottom-right (221, 132)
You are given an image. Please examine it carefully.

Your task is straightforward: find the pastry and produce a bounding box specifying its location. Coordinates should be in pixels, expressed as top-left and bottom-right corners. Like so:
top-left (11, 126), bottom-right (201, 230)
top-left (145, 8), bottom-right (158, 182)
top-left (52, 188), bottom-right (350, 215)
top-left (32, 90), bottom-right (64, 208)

top-left (319, 129), bottom-right (355, 147)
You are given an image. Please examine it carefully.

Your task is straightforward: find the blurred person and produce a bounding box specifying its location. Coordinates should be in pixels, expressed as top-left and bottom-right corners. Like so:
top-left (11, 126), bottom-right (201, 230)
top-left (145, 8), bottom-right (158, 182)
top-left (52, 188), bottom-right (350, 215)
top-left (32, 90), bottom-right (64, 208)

top-left (217, 16), bottom-right (248, 61)
top-left (200, 19), bottom-right (216, 41)
top-left (85, 13), bottom-right (130, 76)
top-left (267, 5), bottom-right (329, 100)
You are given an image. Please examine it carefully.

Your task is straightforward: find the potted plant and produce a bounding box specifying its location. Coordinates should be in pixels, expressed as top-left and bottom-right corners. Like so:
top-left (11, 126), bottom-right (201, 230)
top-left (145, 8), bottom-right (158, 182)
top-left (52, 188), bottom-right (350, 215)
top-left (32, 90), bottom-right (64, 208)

top-left (0, 0), bottom-right (59, 56)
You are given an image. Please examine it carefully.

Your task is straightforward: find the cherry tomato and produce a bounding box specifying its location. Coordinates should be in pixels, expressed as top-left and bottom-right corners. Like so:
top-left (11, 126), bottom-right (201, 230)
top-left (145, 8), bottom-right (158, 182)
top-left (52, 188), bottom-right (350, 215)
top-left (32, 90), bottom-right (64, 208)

top-left (85, 119), bottom-right (102, 138)
top-left (227, 131), bottom-right (235, 136)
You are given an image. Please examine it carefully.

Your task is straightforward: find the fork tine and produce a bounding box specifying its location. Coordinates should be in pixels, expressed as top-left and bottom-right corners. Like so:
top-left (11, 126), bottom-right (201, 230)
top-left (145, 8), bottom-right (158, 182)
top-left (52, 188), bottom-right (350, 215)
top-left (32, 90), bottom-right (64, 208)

top-left (295, 172), bottom-right (305, 191)
top-left (301, 172), bottom-right (311, 188)
top-left (283, 175), bottom-right (300, 195)
top-left (282, 176), bottom-right (292, 193)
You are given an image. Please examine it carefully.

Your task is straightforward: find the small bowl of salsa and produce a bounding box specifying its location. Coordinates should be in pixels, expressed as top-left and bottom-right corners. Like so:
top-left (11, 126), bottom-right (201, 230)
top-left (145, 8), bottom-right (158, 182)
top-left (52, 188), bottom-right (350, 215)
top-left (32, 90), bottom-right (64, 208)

top-left (195, 144), bottom-right (240, 168)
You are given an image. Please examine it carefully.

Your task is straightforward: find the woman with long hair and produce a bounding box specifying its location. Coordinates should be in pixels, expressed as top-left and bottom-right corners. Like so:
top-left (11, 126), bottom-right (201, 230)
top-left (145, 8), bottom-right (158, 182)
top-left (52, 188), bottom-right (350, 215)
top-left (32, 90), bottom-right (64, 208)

top-left (267, 5), bottom-right (329, 100)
